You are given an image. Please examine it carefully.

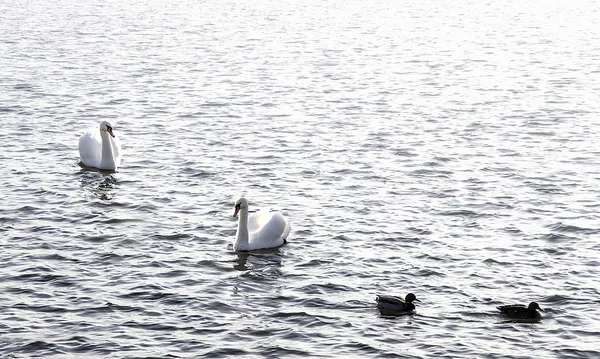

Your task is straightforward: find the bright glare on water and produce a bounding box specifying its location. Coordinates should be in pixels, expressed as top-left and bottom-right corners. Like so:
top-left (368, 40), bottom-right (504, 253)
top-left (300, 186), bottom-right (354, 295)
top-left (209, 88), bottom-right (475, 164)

top-left (1, 0), bottom-right (599, 358)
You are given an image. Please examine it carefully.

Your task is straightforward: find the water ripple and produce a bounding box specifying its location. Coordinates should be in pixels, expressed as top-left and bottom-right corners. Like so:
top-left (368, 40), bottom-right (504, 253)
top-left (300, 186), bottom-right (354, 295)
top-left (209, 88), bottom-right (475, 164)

top-left (1, 0), bottom-right (600, 358)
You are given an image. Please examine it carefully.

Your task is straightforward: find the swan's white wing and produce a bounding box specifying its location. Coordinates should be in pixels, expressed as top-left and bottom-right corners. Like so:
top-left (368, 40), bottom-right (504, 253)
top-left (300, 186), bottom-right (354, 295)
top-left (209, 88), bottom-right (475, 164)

top-left (247, 209), bottom-right (273, 233)
top-left (266, 212), bottom-right (290, 240)
top-left (78, 128), bottom-right (102, 167)
top-left (249, 210), bottom-right (289, 246)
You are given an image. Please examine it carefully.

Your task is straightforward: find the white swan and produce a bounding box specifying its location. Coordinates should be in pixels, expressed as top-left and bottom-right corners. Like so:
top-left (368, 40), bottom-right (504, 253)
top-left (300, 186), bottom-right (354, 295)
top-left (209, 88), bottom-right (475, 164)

top-left (78, 121), bottom-right (122, 171)
top-left (232, 197), bottom-right (291, 251)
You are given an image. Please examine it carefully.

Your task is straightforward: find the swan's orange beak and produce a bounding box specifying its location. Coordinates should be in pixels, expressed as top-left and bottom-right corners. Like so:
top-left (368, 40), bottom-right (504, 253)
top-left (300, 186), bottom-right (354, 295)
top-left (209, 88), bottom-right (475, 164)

top-left (233, 206), bottom-right (240, 217)
top-left (107, 128), bottom-right (115, 138)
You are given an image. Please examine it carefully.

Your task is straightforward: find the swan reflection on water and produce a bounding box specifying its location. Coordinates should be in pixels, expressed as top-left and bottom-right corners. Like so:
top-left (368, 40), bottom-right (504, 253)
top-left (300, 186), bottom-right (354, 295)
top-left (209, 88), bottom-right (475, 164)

top-left (78, 169), bottom-right (119, 201)
top-left (232, 248), bottom-right (284, 276)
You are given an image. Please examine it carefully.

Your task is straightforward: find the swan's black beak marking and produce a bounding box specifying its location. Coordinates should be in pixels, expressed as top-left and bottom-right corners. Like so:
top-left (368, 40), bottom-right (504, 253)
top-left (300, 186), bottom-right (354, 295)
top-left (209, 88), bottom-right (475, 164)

top-left (233, 204), bottom-right (240, 217)
top-left (106, 126), bottom-right (115, 138)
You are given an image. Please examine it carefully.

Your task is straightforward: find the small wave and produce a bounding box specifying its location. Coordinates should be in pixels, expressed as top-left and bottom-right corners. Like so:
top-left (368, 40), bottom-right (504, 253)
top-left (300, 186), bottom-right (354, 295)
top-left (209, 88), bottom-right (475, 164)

top-left (414, 268), bottom-right (446, 277)
top-left (409, 168), bottom-right (452, 177)
top-left (117, 291), bottom-right (172, 301)
top-left (297, 282), bottom-right (354, 296)
top-left (332, 341), bottom-right (381, 356)
top-left (262, 346), bottom-right (312, 358)
top-left (188, 326), bottom-right (229, 336)
top-left (547, 222), bottom-right (598, 234)
top-left (542, 232), bottom-right (578, 243)
top-left (39, 253), bottom-right (81, 263)
top-left (482, 258), bottom-right (512, 266)
top-left (437, 209), bottom-right (490, 218)
top-left (13, 303), bottom-right (70, 314)
top-left (96, 302), bottom-right (145, 313)
top-left (200, 347), bottom-right (249, 358)
top-left (415, 253), bottom-right (446, 262)
top-left (296, 258), bottom-right (334, 267)
top-left (0, 106), bottom-right (18, 113)
top-left (82, 234), bottom-right (114, 243)
top-left (292, 228), bottom-right (314, 236)
top-left (269, 311), bottom-right (336, 328)
top-left (121, 321), bottom-right (189, 332)
top-left (333, 234), bottom-right (352, 242)
top-left (551, 349), bottom-right (600, 359)
top-left (150, 233), bottom-right (191, 241)
top-left (15, 272), bottom-right (65, 284)
top-left (502, 225), bottom-right (523, 235)
top-left (269, 311), bottom-right (313, 319)
top-left (9, 340), bottom-right (61, 356)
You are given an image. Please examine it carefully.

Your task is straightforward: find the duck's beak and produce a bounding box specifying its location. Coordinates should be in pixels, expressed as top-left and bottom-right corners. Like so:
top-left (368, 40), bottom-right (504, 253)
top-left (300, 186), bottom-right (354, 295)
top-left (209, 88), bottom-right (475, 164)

top-left (539, 308), bottom-right (545, 312)
top-left (414, 298), bottom-right (421, 302)
top-left (107, 128), bottom-right (115, 138)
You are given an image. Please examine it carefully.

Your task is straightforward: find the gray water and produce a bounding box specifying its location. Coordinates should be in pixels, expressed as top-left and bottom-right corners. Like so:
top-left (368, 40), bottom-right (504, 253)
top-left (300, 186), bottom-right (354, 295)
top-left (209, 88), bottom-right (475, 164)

top-left (1, 0), bottom-right (599, 358)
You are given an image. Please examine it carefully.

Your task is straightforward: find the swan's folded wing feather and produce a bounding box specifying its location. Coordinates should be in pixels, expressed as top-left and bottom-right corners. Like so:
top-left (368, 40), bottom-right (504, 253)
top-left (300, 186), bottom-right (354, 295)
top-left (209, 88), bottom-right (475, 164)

top-left (247, 209), bottom-right (273, 233)
top-left (78, 130), bottom-right (102, 165)
top-left (248, 210), bottom-right (288, 239)
top-left (261, 211), bottom-right (288, 239)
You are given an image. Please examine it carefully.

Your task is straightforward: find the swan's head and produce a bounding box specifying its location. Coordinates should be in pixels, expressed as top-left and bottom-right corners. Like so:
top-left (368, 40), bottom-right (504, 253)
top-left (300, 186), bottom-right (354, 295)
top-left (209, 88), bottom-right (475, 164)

top-left (100, 121), bottom-right (115, 138)
top-left (233, 197), bottom-right (248, 217)
top-left (405, 293), bottom-right (420, 303)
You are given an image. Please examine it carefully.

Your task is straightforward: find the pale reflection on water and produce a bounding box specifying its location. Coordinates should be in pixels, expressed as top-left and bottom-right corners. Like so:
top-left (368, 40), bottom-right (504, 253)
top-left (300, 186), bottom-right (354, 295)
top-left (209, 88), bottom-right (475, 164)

top-left (79, 171), bottom-right (119, 201)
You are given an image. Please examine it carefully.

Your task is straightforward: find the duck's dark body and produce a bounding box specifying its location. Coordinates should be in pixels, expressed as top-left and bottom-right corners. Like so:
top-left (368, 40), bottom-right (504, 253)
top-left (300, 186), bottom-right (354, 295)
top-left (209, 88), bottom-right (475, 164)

top-left (497, 302), bottom-right (544, 319)
top-left (376, 293), bottom-right (420, 314)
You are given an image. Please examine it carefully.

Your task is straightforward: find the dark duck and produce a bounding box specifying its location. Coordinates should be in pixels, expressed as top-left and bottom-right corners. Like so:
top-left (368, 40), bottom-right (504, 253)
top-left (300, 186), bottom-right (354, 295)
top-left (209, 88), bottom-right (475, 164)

top-left (376, 293), bottom-right (420, 314)
top-left (497, 302), bottom-right (544, 319)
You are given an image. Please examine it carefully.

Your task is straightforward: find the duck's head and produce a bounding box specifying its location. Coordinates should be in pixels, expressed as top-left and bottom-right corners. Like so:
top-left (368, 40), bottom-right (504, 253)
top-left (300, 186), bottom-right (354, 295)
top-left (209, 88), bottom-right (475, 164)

top-left (528, 302), bottom-right (544, 312)
top-left (405, 293), bottom-right (420, 303)
top-left (233, 197), bottom-right (248, 217)
top-left (100, 121), bottom-right (115, 138)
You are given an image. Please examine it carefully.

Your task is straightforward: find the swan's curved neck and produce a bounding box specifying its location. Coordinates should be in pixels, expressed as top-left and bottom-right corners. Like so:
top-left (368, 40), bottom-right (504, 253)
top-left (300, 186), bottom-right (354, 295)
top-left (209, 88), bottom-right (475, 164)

top-left (100, 130), bottom-right (116, 168)
top-left (234, 207), bottom-right (249, 251)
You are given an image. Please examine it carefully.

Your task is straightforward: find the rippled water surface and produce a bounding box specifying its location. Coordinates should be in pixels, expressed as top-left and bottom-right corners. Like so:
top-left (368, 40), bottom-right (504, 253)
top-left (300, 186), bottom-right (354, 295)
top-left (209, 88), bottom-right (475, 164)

top-left (1, 0), bottom-right (600, 358)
